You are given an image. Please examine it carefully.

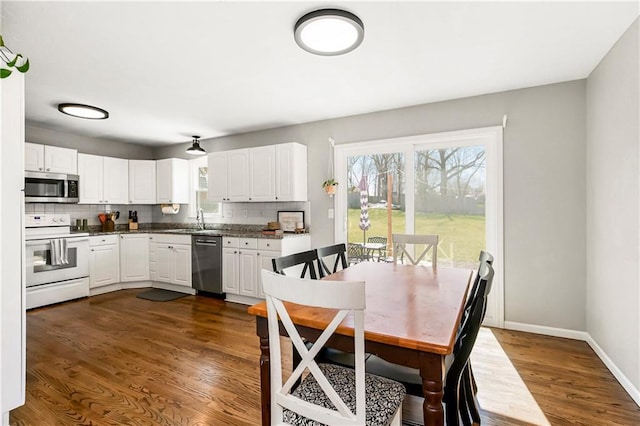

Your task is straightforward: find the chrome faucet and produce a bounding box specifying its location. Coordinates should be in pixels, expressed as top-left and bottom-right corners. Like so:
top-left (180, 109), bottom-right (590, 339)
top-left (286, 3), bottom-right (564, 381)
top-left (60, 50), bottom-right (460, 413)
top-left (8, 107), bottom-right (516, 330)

top-left (197, 208), bottom-right (205, 230)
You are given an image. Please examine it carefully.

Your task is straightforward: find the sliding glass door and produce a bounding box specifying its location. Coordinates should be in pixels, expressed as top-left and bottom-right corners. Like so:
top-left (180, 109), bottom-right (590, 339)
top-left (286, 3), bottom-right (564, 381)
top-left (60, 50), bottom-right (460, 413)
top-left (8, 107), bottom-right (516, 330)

top-left (334, 127), bottom-right (503, 327)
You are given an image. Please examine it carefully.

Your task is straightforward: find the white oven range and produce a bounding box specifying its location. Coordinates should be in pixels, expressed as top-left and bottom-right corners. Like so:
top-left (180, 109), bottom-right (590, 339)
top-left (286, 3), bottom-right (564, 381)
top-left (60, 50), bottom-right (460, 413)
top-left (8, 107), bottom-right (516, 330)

top-left (25, 214), bottom-right (89, 309)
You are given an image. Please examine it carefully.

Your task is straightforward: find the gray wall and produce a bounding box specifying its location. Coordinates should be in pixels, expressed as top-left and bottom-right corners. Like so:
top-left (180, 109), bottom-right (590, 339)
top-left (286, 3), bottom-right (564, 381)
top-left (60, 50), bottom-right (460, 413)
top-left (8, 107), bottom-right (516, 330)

top-left (155, 80), bottom-right (588, 331)
top-left (586, 19), bottom-right (639, 391)
top-left (26, 124), bottom-right (154, 159)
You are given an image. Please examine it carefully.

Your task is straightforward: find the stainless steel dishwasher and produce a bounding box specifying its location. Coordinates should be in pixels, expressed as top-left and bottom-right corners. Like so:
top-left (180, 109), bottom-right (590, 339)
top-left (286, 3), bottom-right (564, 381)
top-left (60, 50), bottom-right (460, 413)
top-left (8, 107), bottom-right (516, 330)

top-left (192, 235), bottom-right (224, 296)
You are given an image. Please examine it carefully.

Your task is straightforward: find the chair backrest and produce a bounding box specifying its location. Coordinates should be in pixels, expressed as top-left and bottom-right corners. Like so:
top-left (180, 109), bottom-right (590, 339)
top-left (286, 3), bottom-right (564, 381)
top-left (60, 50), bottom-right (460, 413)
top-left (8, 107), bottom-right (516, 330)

top-left (392, 233), bottom-right (439, 266)
top-left (272, 250), bottom-right (319, 279)
top-left (316, 243), bottom-right (348, 278)
top-left (367, 236), bottom-right (387, 245)
top-left (446, 262), bottom-right (494, 395)
top-left (347, 243), bottom-right (364, 264)
top-left (463, 250), bottom-right (494, 315)
top-left (261, 270), bottom-right (367, 425)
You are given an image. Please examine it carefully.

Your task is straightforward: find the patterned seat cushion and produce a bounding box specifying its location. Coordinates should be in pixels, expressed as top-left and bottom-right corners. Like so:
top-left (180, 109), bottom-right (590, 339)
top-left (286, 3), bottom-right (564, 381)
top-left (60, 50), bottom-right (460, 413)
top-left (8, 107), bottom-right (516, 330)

top-left (283, 363), bottom-right (406, 426)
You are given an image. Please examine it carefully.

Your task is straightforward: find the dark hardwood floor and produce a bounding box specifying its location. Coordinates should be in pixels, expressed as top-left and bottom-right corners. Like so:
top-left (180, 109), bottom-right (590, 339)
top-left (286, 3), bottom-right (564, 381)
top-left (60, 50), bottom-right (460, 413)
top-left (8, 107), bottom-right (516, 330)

top-left (10, 290), bottom-right (640, 425)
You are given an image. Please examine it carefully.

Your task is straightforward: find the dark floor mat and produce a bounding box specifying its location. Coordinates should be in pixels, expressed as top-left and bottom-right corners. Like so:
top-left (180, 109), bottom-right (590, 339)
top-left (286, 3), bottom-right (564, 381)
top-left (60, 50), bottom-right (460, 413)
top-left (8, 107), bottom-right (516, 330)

top-left (136, 289), bottom-right (189, 302)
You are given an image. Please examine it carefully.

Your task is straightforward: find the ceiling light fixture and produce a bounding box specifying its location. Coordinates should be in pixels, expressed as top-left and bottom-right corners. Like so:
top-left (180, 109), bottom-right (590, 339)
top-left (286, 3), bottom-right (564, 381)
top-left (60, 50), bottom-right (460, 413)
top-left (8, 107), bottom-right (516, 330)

top-left (185, 135), bottom-right (206, 156)
top-left (57, 103), bottom-right (109, 120)
top-left (294, 8), bottom-right (364, 56)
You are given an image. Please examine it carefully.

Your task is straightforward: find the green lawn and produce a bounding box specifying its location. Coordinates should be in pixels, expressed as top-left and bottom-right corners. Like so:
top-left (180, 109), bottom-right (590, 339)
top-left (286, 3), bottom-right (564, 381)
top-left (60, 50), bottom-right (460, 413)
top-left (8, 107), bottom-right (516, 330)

top-left (347, 209), bottom-right (485, 265)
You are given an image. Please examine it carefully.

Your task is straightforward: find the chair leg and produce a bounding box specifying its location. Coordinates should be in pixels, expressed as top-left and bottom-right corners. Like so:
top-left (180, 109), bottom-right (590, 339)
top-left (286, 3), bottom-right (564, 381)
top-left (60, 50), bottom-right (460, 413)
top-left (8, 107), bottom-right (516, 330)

top-left (459, 373), bottom-right (473, 426)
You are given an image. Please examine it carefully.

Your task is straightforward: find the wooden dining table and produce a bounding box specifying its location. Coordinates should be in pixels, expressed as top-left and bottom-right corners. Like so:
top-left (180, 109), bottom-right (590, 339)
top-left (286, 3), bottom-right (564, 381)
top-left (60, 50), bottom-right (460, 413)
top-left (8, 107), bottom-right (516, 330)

top-left (248, 261), bottom-right (473, 426)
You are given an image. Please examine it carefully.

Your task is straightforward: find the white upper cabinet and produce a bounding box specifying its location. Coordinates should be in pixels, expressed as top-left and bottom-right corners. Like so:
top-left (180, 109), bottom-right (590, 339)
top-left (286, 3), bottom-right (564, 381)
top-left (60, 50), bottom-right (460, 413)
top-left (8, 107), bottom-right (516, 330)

top-left (276, 143), bottom-right (307, 201)
top-left (207, 143), bottom-right (307, 203)
top-left (24, 143), bottom-right (44, 172)
top-left (227, 149), bottom-right (250, 201)
top-left (78, 153), bottom-right (128, 204)
top-left (156, 158), bottom-right (189, 204)
top-left (208, 149), bottom-right (250, 202)
top-left (129, 160), bottom-right (156, 204)
top-left (249, 145), bottom-right (276, 202)
top-left (207, 152), bottom-right (228, 202)
top-left (25, 143), bottom-right (77, 174)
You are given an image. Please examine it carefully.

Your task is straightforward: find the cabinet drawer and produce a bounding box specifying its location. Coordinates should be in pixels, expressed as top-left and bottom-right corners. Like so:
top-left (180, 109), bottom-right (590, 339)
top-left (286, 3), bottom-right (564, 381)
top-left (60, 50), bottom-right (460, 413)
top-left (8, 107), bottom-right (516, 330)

top-left (223, 237), bottom-right (239, 248)
top-left (239, 238), bottom-right (258, 249)
top-left (258, 238), bottom-right (281, 252)
top-left (89, 235), bottom-right (119, 246)
top-left (149, 233), bottom-right (191, 245)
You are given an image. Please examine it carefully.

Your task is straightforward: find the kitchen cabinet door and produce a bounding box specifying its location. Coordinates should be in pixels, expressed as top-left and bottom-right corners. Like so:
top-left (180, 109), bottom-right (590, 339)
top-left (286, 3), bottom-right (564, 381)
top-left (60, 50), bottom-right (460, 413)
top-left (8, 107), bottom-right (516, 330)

top-left (222, 247), bottom-right (239, 293)
top-left (89, 240), bottom-right (120, 289)
top-left (78, 153), bottom-right (104, 204)
top-left (155, 244), bottom-right (172, 283)
top-left (129, 160), bottom-right (156, 204)
top-left (257, 250), bottom-right (279, 299)
top-left (276, 142), bottom-right (307, 201)
top-left (207, 152), bottom-right (228, 202)
top-left (238, 249), bottom-right (258, 297)
top-left (226, 149), bottom-right (250, 202)
top-left (44, 145), bottom-right (78, 174)
top-left (171, 244), bottom-right (191, 287)
top-left (156, 158), bottom-right (189, 204)
top-left (120, 234), bottom-right (150, 282)
top-left (103, 157), bottom-right (128, 204)
top-left (24, 142), bottom-right (44, 172)
top-left (249, 146), bottom-right (276, 201)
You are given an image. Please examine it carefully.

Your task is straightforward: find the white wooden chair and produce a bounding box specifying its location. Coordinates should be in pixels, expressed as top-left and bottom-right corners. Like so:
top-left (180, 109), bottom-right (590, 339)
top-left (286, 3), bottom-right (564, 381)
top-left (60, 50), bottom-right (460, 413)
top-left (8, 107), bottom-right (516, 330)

top-left (392, 233), bottom-right (439, 266)
top-left (261, 270), bottom-right (405, 426)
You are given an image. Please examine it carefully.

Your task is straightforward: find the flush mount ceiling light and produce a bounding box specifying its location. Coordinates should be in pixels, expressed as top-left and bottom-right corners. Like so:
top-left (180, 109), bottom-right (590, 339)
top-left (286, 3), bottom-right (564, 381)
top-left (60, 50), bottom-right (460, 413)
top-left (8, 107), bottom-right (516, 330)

top-left (57, 103), bottom-right (109, 120)
top-left (294, 8), bottom-right (364, 56)
top-left (185, 135), bottom-right (206, 156)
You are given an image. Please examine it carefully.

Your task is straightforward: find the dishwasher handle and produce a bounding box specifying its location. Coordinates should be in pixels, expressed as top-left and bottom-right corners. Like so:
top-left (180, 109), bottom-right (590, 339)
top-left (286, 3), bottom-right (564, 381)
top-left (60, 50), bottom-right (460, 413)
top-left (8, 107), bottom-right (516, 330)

top-left (195, 239), bottom-right (219, 246)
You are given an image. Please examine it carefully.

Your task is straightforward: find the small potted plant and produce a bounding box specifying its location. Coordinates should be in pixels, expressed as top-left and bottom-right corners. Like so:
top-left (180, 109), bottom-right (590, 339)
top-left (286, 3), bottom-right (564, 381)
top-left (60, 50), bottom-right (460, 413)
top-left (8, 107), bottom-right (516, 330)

top-left (0, 35), bottom-right (29, 79)
top-left (322, 179), bottom-right (338, 196)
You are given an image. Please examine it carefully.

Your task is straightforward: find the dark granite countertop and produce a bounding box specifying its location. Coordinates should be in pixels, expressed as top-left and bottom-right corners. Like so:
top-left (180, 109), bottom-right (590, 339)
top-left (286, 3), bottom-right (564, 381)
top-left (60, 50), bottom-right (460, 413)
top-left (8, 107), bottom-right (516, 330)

top-left (76, 226), bottom-right (308, 240)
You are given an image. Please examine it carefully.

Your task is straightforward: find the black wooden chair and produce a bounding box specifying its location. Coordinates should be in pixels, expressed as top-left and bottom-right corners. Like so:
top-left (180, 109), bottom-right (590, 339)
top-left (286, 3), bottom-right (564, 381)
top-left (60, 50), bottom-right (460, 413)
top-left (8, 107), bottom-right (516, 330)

top-left (365, 259), bottom-right (495, 426)
top-left (272, 250), bottom-right (320, 279)
top-left (272, 249), bottom-right (359, 371)
top-left (316, 243), bottom-right (348, 278)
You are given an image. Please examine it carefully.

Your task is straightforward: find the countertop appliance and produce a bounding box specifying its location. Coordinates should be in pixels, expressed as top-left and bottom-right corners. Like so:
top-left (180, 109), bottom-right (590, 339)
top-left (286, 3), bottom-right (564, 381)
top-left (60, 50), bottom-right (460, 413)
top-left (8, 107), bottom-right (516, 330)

top-left (25, 171), bottom-right (79, 203)
top-left (25, 214), bottom-right (89, 309)
top-left (192, 235), bottom-right (223, 296)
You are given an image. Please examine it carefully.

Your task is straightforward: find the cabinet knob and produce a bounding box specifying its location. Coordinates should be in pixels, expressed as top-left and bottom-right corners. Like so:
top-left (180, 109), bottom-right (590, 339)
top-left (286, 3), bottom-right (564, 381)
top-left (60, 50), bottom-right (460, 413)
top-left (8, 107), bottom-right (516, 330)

top-left (169, 199), bottom-right (172, 202)
top-left (38, 167), bottom-right (43, 171)
top-left (249, 198), bottom-right (252, 201)
top-left (275, 197), bottom-right (278, 200)
top-left (91, 249), bottom-right (94, 252)
top-left (105, 200), bottom-right (109, 203)
top-left (46, 168), bottom-right (50, 171)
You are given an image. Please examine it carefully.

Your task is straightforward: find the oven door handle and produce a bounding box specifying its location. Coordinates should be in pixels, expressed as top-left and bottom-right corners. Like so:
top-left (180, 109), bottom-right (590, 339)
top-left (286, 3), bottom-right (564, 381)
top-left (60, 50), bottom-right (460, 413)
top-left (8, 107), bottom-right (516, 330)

top-left (25, 236), bottom-right (89, 247)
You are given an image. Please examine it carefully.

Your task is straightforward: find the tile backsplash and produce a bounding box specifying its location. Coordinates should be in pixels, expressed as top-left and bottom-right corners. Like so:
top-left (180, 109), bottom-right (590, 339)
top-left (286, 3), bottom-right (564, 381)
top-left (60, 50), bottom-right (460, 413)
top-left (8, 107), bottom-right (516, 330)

top-left (25, 203), bottom-right (153, 227)
top-left (25, 201), bottom-right (311, 230)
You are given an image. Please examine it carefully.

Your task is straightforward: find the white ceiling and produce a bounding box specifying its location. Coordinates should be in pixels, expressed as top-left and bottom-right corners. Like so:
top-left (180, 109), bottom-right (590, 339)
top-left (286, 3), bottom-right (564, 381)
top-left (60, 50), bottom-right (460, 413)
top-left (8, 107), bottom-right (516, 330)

top-left (2, 1), bottom-right (638, 147)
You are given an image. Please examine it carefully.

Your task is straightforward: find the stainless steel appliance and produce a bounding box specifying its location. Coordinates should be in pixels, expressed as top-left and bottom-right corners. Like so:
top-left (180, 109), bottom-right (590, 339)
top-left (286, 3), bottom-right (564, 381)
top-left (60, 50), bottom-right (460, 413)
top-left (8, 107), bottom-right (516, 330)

top-left (24, 171), bottom-right (79, 203)
top-left (192, 235), bottom-right (223, 296)
top-left (25, 214), bottom-right (89, 309)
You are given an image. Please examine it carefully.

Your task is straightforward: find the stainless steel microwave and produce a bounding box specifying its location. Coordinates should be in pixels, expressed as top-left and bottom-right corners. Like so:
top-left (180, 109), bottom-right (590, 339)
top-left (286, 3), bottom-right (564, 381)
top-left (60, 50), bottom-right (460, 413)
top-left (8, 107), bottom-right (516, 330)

top-left (24, 171), bottom-right (79, 203)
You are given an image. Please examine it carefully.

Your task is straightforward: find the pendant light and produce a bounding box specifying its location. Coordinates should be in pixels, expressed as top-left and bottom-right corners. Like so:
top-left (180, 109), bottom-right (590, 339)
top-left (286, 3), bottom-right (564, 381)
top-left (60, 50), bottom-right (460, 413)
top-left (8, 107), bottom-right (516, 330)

top-left (185, 135), bottom-right (206, 156)
top-left (294, 8), bottom-right (364, 56)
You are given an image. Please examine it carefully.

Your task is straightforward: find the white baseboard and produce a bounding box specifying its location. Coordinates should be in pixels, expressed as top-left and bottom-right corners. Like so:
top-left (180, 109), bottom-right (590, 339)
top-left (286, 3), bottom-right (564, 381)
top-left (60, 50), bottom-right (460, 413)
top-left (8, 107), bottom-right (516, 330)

top-left (503, 321), bottom-right (639, 407)
top-left (503, 321), bottom-right (589, 341)
top-left (585, 335), bottom-right (640, 406)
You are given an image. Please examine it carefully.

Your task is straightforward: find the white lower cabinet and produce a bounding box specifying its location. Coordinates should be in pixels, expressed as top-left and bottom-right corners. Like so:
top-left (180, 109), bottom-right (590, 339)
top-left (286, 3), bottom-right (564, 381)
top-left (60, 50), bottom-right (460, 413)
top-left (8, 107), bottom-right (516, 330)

top-left (89, 235), bottom-right (120, 290)
top-left (120, 234), bottom-right (150, 282)
top-left (149, 234), bottom-right (192, 288)
top-left (222, 235), bottom-right (311, 304)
